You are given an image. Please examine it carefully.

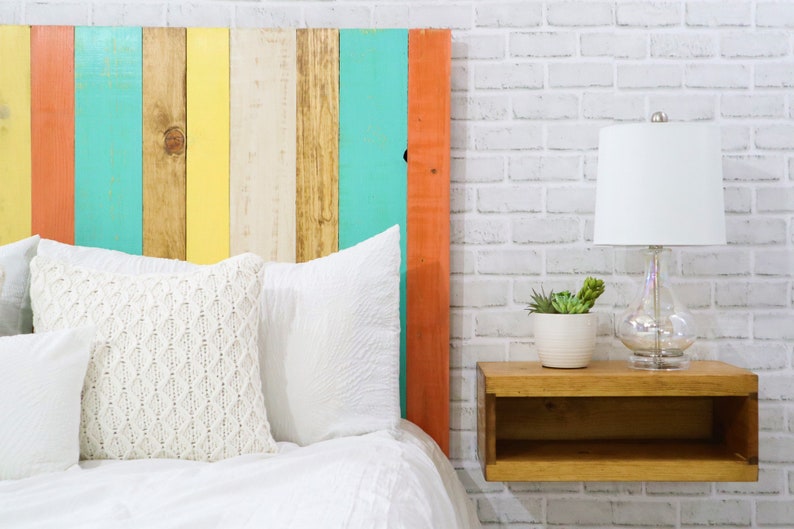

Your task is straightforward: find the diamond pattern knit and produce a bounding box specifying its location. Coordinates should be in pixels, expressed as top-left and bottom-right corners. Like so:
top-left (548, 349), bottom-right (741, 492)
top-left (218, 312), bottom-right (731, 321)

top-left (30, 253), bottom-right (277, 461)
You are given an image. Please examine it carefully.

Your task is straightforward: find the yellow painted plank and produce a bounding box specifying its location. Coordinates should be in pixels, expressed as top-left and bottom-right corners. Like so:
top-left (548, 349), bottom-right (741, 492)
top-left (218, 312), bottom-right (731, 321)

top-left (230, 28), bottom-right (296, 262)
top-left (296, 28), bottom-right (339, 262)
top-left (186, 27), bottom-right (229, 264)
top-left (0, 26), bottom-right (32, 244)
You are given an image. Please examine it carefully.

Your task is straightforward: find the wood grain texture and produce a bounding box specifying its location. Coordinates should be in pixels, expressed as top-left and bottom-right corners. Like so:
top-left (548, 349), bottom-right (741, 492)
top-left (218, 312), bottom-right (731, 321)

top-left (495, 396), bottom-right (713, 440)
top-left (406, 29), bottom-right (452, 455)
top-left (477, 361), bottom-right (759, 482)
top-left (142, 27), bottom-right (186, 260)
top-left (477, 368), bottom-right (496, 477)
top-left (230, 28), bottom-right (296, 262)
top-left (0, 25), bottom-right (32, 244)
top-left (489, 440), bottom-right (758, 482)
top-left (31, 26), bottom-right (74, 244)
top-left (339, 29), bottom-right (409, 412)
top-left (479, 361), bottom-right (759, 397)
top-left (74, 27), bottom-right (143, 254)
top-left (186, 28), bottom-right (230, 264)
top-left (296, 28), bottom-right (339, 262)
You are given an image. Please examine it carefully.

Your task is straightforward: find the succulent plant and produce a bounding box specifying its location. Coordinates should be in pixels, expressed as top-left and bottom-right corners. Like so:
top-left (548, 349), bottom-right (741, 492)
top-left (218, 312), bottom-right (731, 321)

top-left (576, 276), bottom-right (605, 312)
top-left (526, 277), bottom-right (605, 315)
top-left (527, 287), bottom-right (557, 314)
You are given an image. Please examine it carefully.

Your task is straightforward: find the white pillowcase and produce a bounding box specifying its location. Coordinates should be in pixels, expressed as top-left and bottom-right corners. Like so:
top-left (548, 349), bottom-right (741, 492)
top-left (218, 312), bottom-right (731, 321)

top-left (0, 327), bottom-right (94, 480)
top-left (37, 227), bottom-right (402, 446)
top-left (30, 253), bottom-right (277, 461)
top-left (0, 235), bottom-right (40, 336)
top-left (38, 238), bottom-right (197, 275)
top-left (261, 226), bottom-right (401, 445)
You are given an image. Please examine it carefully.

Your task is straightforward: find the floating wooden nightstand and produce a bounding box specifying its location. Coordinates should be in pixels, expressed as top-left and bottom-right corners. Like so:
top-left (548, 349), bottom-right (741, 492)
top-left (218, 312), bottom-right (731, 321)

top-left (477, 361), bottom-right (758, 482)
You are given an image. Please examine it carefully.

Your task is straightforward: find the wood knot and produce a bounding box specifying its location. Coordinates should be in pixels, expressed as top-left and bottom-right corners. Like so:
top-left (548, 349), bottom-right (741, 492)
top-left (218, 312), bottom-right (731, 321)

top-left (164, 127), bottom-right (186, 155)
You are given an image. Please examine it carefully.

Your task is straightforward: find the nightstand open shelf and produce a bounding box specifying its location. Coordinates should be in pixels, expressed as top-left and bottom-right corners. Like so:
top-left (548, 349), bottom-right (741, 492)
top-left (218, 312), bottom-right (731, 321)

top-left (477, 361), bottom-right (758, 482)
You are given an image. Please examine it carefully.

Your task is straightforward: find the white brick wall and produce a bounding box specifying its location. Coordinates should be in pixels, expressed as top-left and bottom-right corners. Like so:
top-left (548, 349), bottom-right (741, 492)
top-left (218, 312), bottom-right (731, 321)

top-left (3, 1), bottom-right (793, 527)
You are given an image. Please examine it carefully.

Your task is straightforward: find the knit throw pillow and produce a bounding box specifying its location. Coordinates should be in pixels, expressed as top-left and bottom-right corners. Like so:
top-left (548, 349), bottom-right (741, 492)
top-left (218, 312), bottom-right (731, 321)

top-left (29, 253), bottom-right (277, 461)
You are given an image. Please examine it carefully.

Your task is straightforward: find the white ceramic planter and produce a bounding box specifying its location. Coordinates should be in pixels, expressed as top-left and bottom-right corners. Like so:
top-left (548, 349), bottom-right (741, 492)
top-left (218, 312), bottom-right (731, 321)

top-left (532, 312), bottom-right (597, 368)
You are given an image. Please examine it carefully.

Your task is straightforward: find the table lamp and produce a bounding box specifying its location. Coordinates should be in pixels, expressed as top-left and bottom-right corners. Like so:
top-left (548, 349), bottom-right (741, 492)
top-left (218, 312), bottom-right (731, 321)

top-left (593, 112), bottom-right (726, 370)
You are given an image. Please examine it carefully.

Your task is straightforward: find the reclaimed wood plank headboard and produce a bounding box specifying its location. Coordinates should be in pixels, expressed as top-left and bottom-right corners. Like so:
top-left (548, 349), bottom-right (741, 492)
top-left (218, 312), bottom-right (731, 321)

top-left (0, 25), bottom-right (451, 454)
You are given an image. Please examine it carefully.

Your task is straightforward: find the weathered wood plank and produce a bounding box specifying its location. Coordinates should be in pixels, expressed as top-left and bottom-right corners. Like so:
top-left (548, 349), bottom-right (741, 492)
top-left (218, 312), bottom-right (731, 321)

top-left (0, 25), bottom-right (32, 244)
top-left (406, 28), bottom-right (451, 456)
top-left (142, 27), bottom-right (186, 260)
top-left (186, 27), bottom-right (230, 264)
top-left (74, 26), bottom-right (143, 254)
top-left (338, 28), bottom-right (408, 412)
top-left (31, 26), bottom-right (74, 244)
top-left (230, 28), bottom-right (296, 262)
top-left (296, 28), bottom-right (339, 262)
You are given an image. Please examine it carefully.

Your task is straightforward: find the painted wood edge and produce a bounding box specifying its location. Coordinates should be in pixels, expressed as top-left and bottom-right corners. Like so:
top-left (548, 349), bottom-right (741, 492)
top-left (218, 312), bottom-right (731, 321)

top-left (338, 28), bottom-right (409, 414)
top-left (186, 27), bottom-right (230, 264)
top-left (0, 25), bottom-right (32, 244)
top-left (31, 25), bottom-right (74, 244)
top-left (296, 28), bottom-right (339, 262)
top-left (74, 26), bottom-right (143, 254)
top-left (406, 28), bottom-right (452, 455)
top-left (230, 28), bottom-right (297, 262)
top-left (142, 27), bottom-right (186, 260)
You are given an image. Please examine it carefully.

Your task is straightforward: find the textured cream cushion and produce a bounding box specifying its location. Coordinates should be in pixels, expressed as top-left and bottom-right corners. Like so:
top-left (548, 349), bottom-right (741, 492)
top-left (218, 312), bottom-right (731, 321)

top-left (261, 226), bottom-right (401, 445)
top-left (29, 253), bottom-right (277, 461)
top-left (0, 327), bottom-right (94, 480)
top-left (37, 228), bottom-right (402, 446)
top-left (0, 235), bottom-right (40, 336)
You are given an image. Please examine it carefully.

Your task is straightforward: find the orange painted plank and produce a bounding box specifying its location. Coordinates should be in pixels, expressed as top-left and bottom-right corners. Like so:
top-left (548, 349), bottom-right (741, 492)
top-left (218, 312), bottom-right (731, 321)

top-left (406, 29), bottom-right (451, 456)
top-left (31, 26), bottom-right (74, 243)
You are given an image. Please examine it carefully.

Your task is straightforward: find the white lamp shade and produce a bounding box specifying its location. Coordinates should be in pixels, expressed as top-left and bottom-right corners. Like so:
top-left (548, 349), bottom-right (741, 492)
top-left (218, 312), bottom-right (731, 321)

top-left (594, 122), bottom-right (727, 246)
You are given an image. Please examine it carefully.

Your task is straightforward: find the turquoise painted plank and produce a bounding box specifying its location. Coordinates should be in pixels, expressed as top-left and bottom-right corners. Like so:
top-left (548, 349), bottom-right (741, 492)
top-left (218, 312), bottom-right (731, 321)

top-left (75, 27), bottom-right (143, 254)
top-left (339, 29), bottom-right (408, 415)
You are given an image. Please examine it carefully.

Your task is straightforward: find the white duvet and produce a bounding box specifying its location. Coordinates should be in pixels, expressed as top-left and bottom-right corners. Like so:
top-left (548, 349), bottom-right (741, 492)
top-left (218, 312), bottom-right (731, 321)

top-left (0, 421), bottom-right (480, 529)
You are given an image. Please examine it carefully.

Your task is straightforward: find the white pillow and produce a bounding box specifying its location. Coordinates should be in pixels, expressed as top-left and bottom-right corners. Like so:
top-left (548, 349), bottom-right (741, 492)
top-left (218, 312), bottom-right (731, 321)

top-left (38, 238), bottom-right (197, 275)
top-left (37, 227), bottom-right (402, 446)
top-left (30, 253), bottom-right (277, 461)
top-left (0, 327), bottom-right (94, 480)
top-left (261, 226), bottom-right (401, 445)
top-left (0, 235), bottom-right (40, 336)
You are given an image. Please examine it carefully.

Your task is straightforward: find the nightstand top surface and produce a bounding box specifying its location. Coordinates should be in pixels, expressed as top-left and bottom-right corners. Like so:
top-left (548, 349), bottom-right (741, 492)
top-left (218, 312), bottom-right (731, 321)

top-left (477, 360), bottom-right (757, 397)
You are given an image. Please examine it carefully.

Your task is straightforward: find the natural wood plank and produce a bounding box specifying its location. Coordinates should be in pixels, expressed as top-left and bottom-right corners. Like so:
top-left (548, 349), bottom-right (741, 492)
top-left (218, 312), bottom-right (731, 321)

top-left (480, 361), bottom-right (759, 397)
top-left (489, 440), bottom-right (758, 482)
top-left (74, 27), bottom-right (143, 254)
top-left (477, 361), bottom-right (759, 482)
top-left (142, 27), bottom-right (186, 260)
top-left (496, 396), bottom-right (713, 441)
top-left (716, 394), bottom-right (759, 466)
top-left (230, 28), bottom-right (296, 262)
top-left (477, 368), bottom-right (496, 477)
top-left (296, 28), bottom-right (339, 262)
top-left (0, 25), bottom-right (32, 244)
top-left (339, 29), bottom-right (409, 411)
top-left (186, 27), bottom-right (230, 264)
top-left (31, 26), bottom-right (74, 244)
top-left (406, 29), bottom-right (452, 456)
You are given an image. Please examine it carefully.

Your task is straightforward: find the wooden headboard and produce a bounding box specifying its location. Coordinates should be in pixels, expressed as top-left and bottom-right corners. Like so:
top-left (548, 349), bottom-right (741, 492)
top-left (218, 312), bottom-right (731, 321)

top-left (0, 26), bottom-right (451, 454)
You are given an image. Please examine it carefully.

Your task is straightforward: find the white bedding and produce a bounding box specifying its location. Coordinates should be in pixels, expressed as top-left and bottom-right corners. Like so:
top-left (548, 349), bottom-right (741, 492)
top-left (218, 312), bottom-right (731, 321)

top-left (0, 421), bottom-right (480, 529)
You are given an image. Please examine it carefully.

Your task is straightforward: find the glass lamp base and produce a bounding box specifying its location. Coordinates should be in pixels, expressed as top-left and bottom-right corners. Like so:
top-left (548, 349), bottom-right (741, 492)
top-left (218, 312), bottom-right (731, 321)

top-left (628, 351), bottom-right (690, 371)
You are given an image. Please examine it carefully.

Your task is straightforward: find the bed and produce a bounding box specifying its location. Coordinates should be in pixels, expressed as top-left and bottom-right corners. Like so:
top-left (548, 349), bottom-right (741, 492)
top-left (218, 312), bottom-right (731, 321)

top-left (0, 25), bottom-right (479, 528)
